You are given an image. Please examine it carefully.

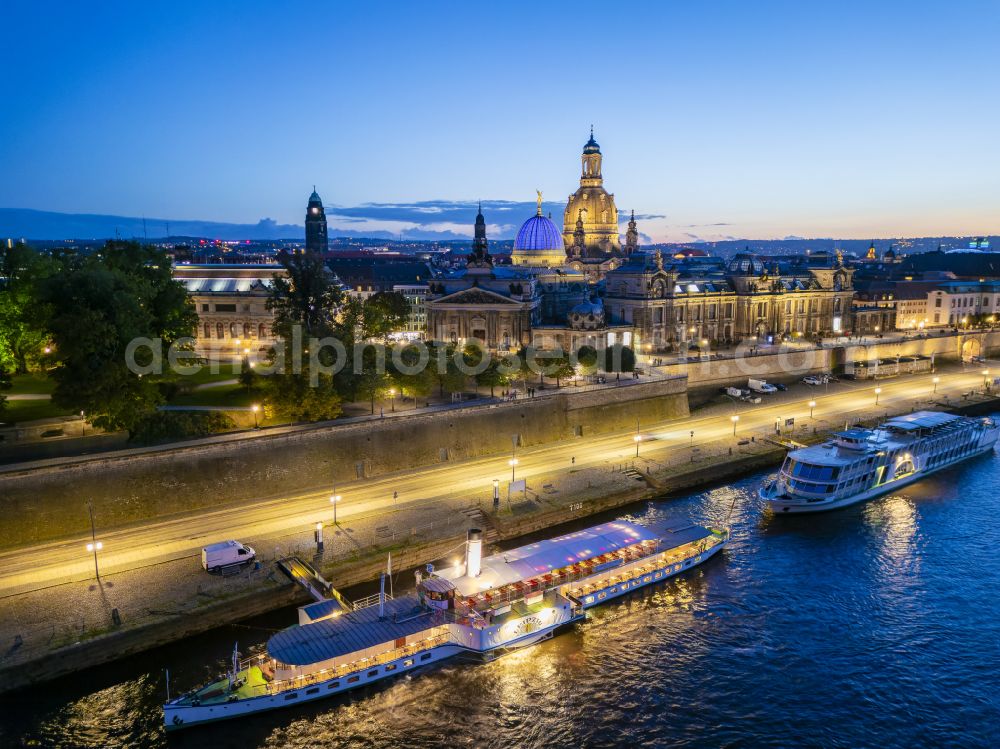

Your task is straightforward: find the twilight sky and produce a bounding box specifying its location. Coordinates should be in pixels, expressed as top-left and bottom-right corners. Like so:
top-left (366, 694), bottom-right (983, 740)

top-left (1, 1), bottom-right (998, 242)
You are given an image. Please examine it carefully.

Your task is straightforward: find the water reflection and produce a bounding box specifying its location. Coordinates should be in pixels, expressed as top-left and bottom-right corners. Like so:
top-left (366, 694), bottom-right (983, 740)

top-left (4, 444), bottom-right (1000, 748)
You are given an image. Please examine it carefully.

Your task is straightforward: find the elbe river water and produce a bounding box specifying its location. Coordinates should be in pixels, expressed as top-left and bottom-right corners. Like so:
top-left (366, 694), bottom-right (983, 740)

top-left (3, 437), bottom-right (999, 749)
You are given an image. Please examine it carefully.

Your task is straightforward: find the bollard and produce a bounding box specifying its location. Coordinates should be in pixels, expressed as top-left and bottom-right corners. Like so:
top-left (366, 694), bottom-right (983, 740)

top-left (111, 608), bottom-right (122, 627)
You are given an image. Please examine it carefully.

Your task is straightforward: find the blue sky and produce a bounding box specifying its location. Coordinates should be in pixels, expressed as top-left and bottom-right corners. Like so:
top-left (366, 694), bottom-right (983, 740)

top-left (1, 1), bottom-right (998, 242)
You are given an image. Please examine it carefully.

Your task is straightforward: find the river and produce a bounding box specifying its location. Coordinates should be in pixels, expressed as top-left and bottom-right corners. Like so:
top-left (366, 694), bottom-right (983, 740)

top-left (3, 441), bottom-right (1000, 748)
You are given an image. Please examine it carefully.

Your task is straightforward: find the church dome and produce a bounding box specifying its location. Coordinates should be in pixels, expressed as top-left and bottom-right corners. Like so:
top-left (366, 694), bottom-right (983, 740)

top-left (515, 214), bottom-right (564, 252)
top-left (568, 297), bottom-right (605, 330)
top-left (583, 134), bottom-right (600, 154)
top-left (727, 253), bottom-right (765, 275)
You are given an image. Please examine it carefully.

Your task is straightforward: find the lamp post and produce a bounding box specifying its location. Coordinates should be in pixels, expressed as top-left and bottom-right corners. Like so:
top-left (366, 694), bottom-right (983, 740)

top-left (874, 386), bottom-right (882, 406)
top-left (932, 376), bottom-right (940, 394)
top-left (689, 430), bottom-right (694, 447)
top-left (983, 369), bottom-right (990, 391)
top-left (251, 403), bottom-right (260, 429)
top-left (330, 492), bottom-right (341, 524)
top-left (492, 478), bottom-right (500, 510)
top-left (633, 434), bottom-right (642, 457)
top-left (808, 400), bottom-right (816, 418)
top-left (389, 388), bottom-right (396, 412)
top-left (508, 456), bottom-right (519, 483)
top-left (85, 500), bottom-right (102, 583)
top-left (731, 414), bottom-right (739, 436)
top-left (314, 522), bottom-right (324, 553)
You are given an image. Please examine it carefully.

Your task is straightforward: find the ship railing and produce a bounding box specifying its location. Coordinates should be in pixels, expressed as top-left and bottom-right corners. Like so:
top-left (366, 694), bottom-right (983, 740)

top-left (351, 592), bottom-right (394, 611)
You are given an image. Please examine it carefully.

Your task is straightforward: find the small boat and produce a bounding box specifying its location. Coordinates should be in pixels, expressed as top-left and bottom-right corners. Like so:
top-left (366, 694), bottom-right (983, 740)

top-left (761, 410), bottom-right (999, 513)
top-left (164, 518), bottom-right (728, 730)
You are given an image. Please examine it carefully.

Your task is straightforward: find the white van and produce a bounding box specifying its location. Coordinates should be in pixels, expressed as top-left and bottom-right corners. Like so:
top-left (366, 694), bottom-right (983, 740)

top-left (202, 540), bottom-right (256, 572)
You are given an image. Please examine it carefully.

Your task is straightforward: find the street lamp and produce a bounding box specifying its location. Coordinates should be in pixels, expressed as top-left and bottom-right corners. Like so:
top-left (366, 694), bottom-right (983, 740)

top-left (730, 414), bottom-right (739, 436)
top-left (251, 403), bottom-right (260, 429)
top-left (492, 478), bottom-right (500, 510)
top-left (86, 500), bottom-right (102, 583)
top-left (633, 433), bottom-right (642, 457)
top-left (808, 400), bottom-right (816, 418)
top-left (983, 369), bottom-right (990, 390)
top-left (508, 457), bottom-right (519, 482)
top-left (932, 376), bottom-right (940, 394)
top-left (330, 493), bottom-right (342, 524)
top-left (388, 388), bottom-right (396, 412)
top-left (874, 386), bottom-right (882, 405)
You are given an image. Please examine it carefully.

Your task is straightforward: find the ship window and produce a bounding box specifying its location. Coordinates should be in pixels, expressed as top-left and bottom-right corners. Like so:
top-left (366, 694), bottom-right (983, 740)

top-left (367, 670), bottom-right (378, 677)
top-left (328, 681), bottom-right (340, 689)
top-left (348, 676), bottom-right (359, 683)
top-left (403, 659), bottom-right (414, 667)
top-left (306, 687), bottom-right (319, 695)
top-left (385, 664), bottom-right (397, 672)
top-left (284, 692), bottom-right (298, 700)
top-left (420, 653), bottom-right (432, 661)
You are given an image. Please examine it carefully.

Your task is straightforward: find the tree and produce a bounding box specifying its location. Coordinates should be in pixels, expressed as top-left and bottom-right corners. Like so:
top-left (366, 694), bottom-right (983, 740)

top-left (264, 249), bottom-right (345, 420)
top-left (238, 356), bottom-right (257, 392)
top-left (262, 373), bottom-right (342, 423)
top-left (430, 342), bottom-right (466, 398)
top-left (602, 344), bottom-right (636, 378)
top-left (0, 367), bottom-right (11, 419)
top-left (0, 242), bottom-right (57, 374)
top-left (40, 241), bottom-right (198, 433)
top-left (391, 343), bottom-right (435, 408)
top-left (476, 359), bottom-right (510, 397)
top-left (576, 345), bottom-right (599, 375)
top-left (548, 354), bottom-right (576, 388)
top-left (360, 292), bottom-right (410, 341)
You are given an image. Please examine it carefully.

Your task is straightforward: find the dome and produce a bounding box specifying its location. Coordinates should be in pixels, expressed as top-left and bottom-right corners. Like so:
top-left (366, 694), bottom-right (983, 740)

top-left (726, 253), bottom-right (765, 275)
top-left (583, 134), bottom-right (601, 154)
top-left (308, 190), bottom-right (322, 204)
top-left (515, 214), bottom-right (564, 252)
top-left (568, 297), bottom-right (605, 330)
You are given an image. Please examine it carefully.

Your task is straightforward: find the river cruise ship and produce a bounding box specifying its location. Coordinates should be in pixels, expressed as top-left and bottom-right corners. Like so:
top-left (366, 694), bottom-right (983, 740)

top-left (164, 518), bottom-right (728, 730)
top-left (761, 410), bottom-right (999, 514)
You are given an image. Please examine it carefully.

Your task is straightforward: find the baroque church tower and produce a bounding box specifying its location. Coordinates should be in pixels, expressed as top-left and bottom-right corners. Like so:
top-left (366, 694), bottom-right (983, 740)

top-left (562, 127), bottom-right (621, 256)
top-left (305, 187), bottom-right (328, 254)
top-left (625, 210), bottom-right (638, 255)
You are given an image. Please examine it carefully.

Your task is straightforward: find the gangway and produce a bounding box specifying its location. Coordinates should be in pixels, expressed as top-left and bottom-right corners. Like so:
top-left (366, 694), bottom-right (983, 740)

top-left (276, 557), bottom-right (349, 610)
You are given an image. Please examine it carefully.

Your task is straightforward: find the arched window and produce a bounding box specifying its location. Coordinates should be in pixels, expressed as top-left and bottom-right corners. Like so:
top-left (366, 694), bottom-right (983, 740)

top-left (216, 322), bottom-right (224, 339)
top-left (229, 322), bottom-right (237, 337)
top-left (243, 322), bottom-right (250, 338)
top-left (203, 323), bottom-right (211, 339)
top-left (258, 323), bottom-right (267, 339)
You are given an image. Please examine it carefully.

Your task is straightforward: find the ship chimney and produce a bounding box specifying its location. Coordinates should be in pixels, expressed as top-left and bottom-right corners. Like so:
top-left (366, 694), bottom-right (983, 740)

top-left (466, 528), bottom-right (483, 578)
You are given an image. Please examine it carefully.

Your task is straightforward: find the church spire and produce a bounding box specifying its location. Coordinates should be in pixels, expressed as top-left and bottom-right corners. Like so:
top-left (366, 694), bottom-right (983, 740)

top-left (625, 209), bottom-right (638, 255)
top-left (471, 203), bottom-right (490, 263)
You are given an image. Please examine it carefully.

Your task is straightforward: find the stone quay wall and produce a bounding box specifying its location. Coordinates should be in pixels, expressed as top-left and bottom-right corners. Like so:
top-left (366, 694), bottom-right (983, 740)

top-left (0, 376), bottom-right (689, 549)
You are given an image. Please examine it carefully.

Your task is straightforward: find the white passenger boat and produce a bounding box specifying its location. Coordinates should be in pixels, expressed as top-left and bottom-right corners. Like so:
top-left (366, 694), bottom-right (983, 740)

top-left (761, 410), bottom-right (999, 514)
top-left (164, 518), bottom-right (728, 730)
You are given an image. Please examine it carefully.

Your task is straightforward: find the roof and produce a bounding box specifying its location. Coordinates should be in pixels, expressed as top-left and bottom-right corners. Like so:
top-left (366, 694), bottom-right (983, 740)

top-left (177, 277), bottom-right (273, 294)
top-left (884, 411), bottom-right (961, 431)
top-left (440, 520), bottom-right (711, 597)
top-left (268, 594), bottom-right (444, 666)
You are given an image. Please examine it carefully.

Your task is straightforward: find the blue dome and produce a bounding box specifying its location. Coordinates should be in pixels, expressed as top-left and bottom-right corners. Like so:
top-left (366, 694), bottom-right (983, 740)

top-left (514, 214), bottom-right (563, 251)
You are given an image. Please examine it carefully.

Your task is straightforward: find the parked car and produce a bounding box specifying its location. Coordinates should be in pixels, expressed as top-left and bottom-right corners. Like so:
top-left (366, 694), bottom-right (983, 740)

top-left (774, 383), bottom-right (788, 391)
top-left (741, 394), bottom-right (762, 404)
top-left (803, 375), bottom-right (826, 386)
top-left (202, 540), bottom-right (256, 573)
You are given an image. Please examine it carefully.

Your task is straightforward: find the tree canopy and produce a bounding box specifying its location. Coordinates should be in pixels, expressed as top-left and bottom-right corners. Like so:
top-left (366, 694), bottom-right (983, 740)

top-left (40, 241), bottom-right (197, 432)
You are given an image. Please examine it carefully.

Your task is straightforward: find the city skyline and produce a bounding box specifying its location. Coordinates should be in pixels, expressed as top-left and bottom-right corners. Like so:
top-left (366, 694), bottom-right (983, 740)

top-left (2, 2), bottom-right (999, 242)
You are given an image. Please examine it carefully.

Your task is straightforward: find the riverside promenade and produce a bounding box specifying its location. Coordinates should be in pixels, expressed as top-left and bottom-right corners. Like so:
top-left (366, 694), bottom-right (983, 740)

top-left (0, 365), bottom-right (997, 693)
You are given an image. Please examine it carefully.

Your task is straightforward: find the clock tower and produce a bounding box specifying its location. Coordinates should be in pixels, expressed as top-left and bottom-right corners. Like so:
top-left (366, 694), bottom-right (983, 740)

top-left (305, 187), bottom-right (328, 254)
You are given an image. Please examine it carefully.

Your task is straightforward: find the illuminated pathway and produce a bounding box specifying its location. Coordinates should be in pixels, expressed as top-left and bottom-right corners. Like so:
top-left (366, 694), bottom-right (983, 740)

top-left (0, 367), bottom-right (992, 598)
